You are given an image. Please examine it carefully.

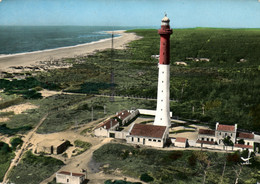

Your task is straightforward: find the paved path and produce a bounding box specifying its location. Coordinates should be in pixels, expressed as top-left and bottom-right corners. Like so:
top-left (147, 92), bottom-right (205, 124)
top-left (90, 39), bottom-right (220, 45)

top-left (2, 113), bottom-right (48, 183)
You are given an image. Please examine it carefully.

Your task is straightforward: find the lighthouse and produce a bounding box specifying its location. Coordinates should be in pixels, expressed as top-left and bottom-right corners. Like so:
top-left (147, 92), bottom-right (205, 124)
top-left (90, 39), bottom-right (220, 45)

top-left (154, 14), bottom-right (173, 127)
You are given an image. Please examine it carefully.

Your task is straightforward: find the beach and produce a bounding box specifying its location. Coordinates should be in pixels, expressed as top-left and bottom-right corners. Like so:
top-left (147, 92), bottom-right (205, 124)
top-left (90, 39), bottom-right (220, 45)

top-left (0, 30), bottom-right (141, 72)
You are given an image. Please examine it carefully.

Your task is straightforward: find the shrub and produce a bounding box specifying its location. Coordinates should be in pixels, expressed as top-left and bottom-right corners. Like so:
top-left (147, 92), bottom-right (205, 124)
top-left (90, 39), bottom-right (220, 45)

top-left (140, 173), bottom-right (154, 182)
top-left (188, 153), bottom-right (197, 166)
top-left (10, 137), bottom-right (23, 150)
top-left (227, 152), bottom-right (240, 164)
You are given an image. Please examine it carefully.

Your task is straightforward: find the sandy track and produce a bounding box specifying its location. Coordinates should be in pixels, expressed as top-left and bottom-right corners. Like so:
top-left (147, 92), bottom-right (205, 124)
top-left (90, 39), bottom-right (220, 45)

top-left (3, 113), bottom-right (48, 183)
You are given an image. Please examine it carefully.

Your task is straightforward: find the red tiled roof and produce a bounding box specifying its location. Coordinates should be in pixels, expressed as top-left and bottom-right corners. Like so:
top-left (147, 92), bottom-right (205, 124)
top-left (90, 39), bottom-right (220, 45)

top-left (237, 132), bottom-right (254, 139)
top-left (199, 129), bottom-right (215, 135)
top-left (58, 171), bottom-right (85, 177)
top-left (234, 144), bottom-right (253, 149)
top-left (196, 140), bottom-right (215, 145)
top-left (217, 124), bottom-right (235, 132)
top-left (130, 124), bottom-right (167, 138)
top-left (97, 118), bottom-right (119, 130)
top-left (175, 137), bottom-right (187, 143)
top-left (117, 110), bottom-right (131, 120)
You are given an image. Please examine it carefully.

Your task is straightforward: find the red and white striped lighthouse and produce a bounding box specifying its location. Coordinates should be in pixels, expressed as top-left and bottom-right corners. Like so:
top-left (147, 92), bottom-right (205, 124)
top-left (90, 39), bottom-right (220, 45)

top-left (154, 14), bottom-right (173, 127)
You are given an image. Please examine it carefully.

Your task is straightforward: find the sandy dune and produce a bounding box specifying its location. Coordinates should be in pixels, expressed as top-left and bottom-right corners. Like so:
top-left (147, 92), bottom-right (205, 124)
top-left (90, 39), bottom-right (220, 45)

top-left (0, 30), bottom-right (141, 72)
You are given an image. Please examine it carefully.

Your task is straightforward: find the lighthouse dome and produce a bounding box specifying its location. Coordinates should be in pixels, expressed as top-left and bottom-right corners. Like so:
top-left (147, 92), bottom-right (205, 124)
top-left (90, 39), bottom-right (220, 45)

top-left (162, 16), bottom-right (170, 22)
top-left (161, 14), bottom-right (170, 25)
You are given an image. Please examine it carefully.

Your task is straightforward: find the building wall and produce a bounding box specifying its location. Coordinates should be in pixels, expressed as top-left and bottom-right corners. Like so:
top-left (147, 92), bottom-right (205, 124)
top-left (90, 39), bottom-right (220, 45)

top-left (236, 138), bottom-right (254, 146)
top-left (56, 174), bottom-right (85, 184)
top-left (109, 130), bottom-right (129, 139)
top-left (94, 128), bottom-right (109, 137)
top-left (197, 134), bottom-right (216, 142)
top-left (175, 142), bottom-right (186, 148)
top-left (126, 136), bottom-right (164, 148)
top-left (138, 109), bottom-right (172, 117)
top-left (195, 143), bottom-right (254, 152)
top-left (122, 110), bottom-right (139, 125)
top-left (56, 141), bottom-right (70, 154)
top-left (215, 130), bottom-right (236, 145)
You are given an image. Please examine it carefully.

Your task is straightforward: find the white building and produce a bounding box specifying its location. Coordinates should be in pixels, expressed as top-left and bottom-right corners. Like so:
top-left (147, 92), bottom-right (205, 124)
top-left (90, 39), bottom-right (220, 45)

top-left (196, 123), bottom-right (255, 152)
top-left (174, 137), bottom-right (188, 148)
top-left (116, 110), bottom-right (139, 125)
top-left (215, 123), bottom-right (237, 145)
top-left (56, 171), bottom-right (86, 184)
top-left (94, 118), bottom-right (120, 137)
top-left (126, 123), bottom-right (168, 148)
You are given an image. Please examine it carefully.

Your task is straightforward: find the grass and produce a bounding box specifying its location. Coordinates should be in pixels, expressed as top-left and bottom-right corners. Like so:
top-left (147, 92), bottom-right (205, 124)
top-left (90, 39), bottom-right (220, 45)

top-left (8, 151), bottom-right (64, 184)
top-left (25, 28), bottom-right (260, 132)
top-left (73, 140), bottom-right (92, 156)
top-left (1, 28), bottom-right (260, 134)
top-left (93, 143), bottom-right (260, 184)
top-left (0, 142), bottom-right (15, 182)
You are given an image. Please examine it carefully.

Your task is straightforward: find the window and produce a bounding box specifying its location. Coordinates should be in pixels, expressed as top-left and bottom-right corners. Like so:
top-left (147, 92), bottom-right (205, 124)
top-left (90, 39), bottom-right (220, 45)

top-left (207, 138), bottom-right (209, 141)
top-left (132, 137), bottom-right (134, 142)
top-left (162, 71), bottom-right (164, 74)
top-left (153, 139), bottom-right (156, 142)
top-left (138, 138), bottom-right (140, 142)
top-left (247, 142), bottom-right (250, 145)
top-left (225, 133), bottom-right (227, 136)
top-left (162, 90), bottom-right (163, 92)
top-left (158, 140), bottom-right (161, 142)
top-left (219, 132), bottom-right (221, 135)
top-left (211, 139), bottom-right (213, 142)
top-left (231, 133), bottom-right (232, 136)
top-left (161, 109), bottom-right (163, 111)
top-left (149, 139), bottom-right (152, 141)
top-left (67, 179), bottom-right (69, 182)
top-left (161, 100), bottom-right (163, 102)
top-left (202, 138), bottom-right (204, 141)
top-left (219, 140), bottom-right (221, 144)
top-left (162, 81), bottom-right (164, 83)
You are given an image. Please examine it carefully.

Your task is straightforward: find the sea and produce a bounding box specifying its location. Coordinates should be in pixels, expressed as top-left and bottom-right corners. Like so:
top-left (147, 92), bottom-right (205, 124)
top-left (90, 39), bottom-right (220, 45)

top-left (0, 26), bottom-right (141, 55)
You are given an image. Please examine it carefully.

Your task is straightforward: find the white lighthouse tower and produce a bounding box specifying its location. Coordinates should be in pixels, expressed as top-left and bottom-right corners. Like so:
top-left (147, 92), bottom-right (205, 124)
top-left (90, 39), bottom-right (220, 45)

top-left (154, 14), bottom-right (173, 127)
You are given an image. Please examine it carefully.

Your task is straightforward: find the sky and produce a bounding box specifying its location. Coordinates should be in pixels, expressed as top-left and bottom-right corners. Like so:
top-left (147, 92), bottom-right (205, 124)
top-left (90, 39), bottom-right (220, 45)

top-left (0, 0), bottom-right (260, 28)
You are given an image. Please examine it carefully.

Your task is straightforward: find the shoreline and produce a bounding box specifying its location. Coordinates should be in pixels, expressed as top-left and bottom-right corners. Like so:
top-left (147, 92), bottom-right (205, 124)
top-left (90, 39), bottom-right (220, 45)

top-left (0, 30), bottom-right (141, 72)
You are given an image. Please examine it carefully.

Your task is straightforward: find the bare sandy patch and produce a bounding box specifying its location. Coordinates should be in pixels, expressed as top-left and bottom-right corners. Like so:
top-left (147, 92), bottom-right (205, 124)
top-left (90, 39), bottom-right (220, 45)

top-left (0, 103), bottom-right (38, 114)
top-left (40, 89), bottom-right (62, 98)
top-left (0, 117), bottom-right (10, 123)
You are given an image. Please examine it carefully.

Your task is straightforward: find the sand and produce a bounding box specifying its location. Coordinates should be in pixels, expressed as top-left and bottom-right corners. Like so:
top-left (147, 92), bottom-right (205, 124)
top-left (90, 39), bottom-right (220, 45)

top-left (0, 30), bottom-right (141, 72)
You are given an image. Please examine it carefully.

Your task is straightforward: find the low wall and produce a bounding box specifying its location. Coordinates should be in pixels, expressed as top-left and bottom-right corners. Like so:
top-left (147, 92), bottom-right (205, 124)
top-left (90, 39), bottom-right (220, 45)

top-left (138, 109), bottom-right (172, 117)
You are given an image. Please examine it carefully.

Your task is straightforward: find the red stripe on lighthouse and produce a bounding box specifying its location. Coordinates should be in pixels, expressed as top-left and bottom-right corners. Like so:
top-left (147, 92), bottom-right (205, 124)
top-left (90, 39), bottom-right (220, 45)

top-left (158, 23), bottom-right (172, 65)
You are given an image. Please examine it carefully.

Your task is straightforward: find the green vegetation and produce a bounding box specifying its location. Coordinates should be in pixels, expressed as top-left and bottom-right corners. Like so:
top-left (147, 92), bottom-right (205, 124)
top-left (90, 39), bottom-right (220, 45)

top-left (0, 142), bottom-right (14, 182)
top-left (93, 143), bottom-right (260, 184)
top-left (10, 137), bottom-right (23, 150)
top-left (73, 139), bottom-right (92, 155)
top-left (22, 28), bottom-right (259, 132)
top-left (8, 151), bottom-right (64, 184)
top-left (0, 78), bottom-right (46, 99)
top-left (1, 28), bottom-right (260, 133)
top-left (0, 97), bottom-right (24, 110)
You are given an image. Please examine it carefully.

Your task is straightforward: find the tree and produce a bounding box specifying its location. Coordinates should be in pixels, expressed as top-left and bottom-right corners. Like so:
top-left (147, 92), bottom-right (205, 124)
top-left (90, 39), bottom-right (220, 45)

top-left (193, 151), bottom-right (211, 184)
top-left (222, 136), bottom-right (234, 150)
top-left (237, 139), bottom-right (245, 145)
